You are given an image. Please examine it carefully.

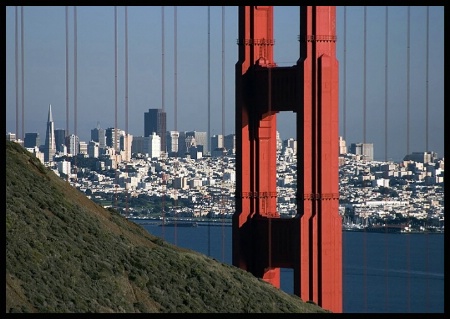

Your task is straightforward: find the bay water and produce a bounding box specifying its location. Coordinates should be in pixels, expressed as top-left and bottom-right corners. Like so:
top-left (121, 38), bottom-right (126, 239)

top-left (135, 221), bottom-right (444, 313)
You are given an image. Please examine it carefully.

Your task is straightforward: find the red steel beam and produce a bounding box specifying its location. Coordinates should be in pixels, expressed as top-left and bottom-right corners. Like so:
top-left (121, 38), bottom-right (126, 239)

top-left (233, 6), bottom-right (342, 313)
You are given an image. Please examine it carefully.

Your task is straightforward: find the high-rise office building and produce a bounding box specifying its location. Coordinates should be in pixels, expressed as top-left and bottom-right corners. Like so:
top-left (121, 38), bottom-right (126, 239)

top-left (349, 143), bottom-right (374, 161)
top-left (24, 132), bottom-right (40, 148)
top-left (224, 134), bottom-right (236, 154)
top-left (166, 131), bottom-right (179, 157)
top-left (120, 133), bottom-right (133, 161)
top-left (276, 131), bottom-right (283, 151)
top-left (105, 127), bottom-right (123, 152)
top-left (79, 141), bottom-right (88, 155)
top-left (6, 132), bottom-right (16, 141)
top-left (130, 135), bottom-right (159, 158)
top-left (44, 104), bottom-right (56, 162)
top-left (88, 141), bottom-right (100, 158)
top-left (65, 134), bottom-right (79, 155)
top-left (339, 136), bottom-right (347, 155)
top-left (211, 134), bottom-right (224, 151)
top-left (185, 131), bottom-right (207, 155)
top-left (146, 132), bottom-right (161, 158)
top-left (144, 108), bottom-right (166, 152)
top-left (54, 129), bottom-right (66, 153)
top-left (91, 126), bottom-right (106, 149)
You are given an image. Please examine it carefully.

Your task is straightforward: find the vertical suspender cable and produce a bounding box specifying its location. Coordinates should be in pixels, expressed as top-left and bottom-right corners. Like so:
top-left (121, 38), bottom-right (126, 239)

top-left (74, 6), bottom-right (78, 172)
top-left (406, 7), bottom-right (411, 157)
top-left (174, 7), bottom-right (178, 133)
top-left (66, 6), bottom-right (70, 138)
top-left (425, 7), bottom-right (430, 311)
top-left (268, 59), bottom-right (272, 271)
top-left (125, 6), bottom-right (129, 157)
top-left (207, 6), bottom-right (211, 257)
top-left (21, 6), bottom-right (24, 141)
top-left (125, 6), bottom-right (129, 216)
top-left (161, 6), bottom-right (166, 240)
top-left (114, 6), bottom-right (118, 209)
top-left (406, 6), bottom-right (411, 312)
top-left (15, 7), bottom-right (19, 139)
top-left (65, 7), bottom-right (70, 182)
top-left (362, 7), bottom-right (368, 313)
top-left (221, 6), bottom-right (226, 263)
top-left (173, 6), bottom-right (178, 245)
top-left (425, 7), bottom-right (429, 153)
top-left (384, 7), bottom-right (388, 162)
top-left (343, 6), bottom-right (346, 141)
top-left (384, 7), bottom-right (389, 312)
top-left (208, 7), bottom-right (211, 157)
top-left (363, 6), bottom-right (366, 145)
top-left (74, 6), bottom-right (77, 150)
top-left (342, 6), bottom-right (347, 307)
top-left (162, 6), bottom-right (165, 113)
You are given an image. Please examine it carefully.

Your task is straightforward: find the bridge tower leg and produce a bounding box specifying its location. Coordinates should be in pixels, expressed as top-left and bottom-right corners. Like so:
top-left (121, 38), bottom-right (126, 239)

top-left (232, 5), bottom-right (281, 288)
top-left (233, 6), bottom-right (342, 313)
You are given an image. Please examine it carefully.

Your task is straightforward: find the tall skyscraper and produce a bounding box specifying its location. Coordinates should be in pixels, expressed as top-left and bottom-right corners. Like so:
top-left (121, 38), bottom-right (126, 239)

top-left (65, 134), bottom-right (79, 155)
top-left (185, 131), bottom-right (207, 155)
top-left (338, 136), bottom-right (347, 155)
top-left (24, 132), bottom-right (40, 148)
top-left (120, 133), bottom-right (133, 161)
top-left (224, 133), bottom-right (236, 154)
top-left (166, 131), bottom-right (179, 157)
top-left (54, 129), bottom-right (66, 153)
top-left (144, 108), bottom-right (166, 152)
top-left (211, 134), bottom-right (224, 151)
top-left (91, 126), bottom-right (106, 149)
top-left (349, 143), bottom-right (374, 161)
top-left (105, 127), bottom-right (122, 152)
top-left (44, 104), bottom-right (56, 162)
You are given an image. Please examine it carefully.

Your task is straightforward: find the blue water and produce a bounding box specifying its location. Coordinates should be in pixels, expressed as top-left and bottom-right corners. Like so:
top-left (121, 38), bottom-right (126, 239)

top-left (136, 221), bottom-right (444, 313)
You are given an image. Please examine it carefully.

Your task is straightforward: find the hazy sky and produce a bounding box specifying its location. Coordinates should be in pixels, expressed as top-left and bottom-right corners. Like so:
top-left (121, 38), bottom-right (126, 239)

top-left (5, 6), bottom-right (444, 162)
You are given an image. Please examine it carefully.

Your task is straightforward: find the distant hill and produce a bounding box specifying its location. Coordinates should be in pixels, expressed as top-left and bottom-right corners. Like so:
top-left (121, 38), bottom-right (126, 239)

top-left (5, 140), bottom-right (329, 313)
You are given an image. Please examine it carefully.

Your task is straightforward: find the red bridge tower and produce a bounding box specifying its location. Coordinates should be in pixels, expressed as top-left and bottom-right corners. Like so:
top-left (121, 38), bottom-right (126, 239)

top-left (232, 6), bottom-right (342, 312)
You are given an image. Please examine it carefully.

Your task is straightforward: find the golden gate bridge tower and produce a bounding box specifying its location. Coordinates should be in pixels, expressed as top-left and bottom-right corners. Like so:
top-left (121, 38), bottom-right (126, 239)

top-left (232, 6), bottom-right (342, 312)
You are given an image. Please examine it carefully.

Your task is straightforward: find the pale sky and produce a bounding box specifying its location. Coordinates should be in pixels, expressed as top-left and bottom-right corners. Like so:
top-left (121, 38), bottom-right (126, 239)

top-left (5, 6), bottom-right (444, 162)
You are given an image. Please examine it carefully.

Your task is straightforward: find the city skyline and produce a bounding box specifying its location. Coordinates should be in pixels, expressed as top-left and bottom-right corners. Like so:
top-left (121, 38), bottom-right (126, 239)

top-left (5, 6), bottom-right (444, 162)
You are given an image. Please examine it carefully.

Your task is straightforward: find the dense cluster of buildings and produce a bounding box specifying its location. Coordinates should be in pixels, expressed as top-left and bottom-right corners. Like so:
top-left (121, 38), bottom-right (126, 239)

top-left (6, 106), bottom-right (444, 232)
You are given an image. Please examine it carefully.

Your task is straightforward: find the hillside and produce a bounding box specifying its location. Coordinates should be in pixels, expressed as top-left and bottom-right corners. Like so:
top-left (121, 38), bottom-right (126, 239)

top-left (5, 140), bottom-right (329, 313)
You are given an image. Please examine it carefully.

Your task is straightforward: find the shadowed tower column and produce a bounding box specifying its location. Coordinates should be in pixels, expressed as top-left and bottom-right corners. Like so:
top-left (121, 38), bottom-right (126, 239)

top-left (233, 6), bottom-right (281, 288)
top-left (295, 6), bottom-right (342, 313)
top-left (233, 6), bottom-right (342, 313)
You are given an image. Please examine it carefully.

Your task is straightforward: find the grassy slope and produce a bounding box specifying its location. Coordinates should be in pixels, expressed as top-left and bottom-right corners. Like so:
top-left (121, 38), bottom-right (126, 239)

top-left (5, 140), bottom-right (329, 313)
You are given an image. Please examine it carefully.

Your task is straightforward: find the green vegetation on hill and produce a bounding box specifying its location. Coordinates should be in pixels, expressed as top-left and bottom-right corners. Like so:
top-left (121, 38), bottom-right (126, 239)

top-left (5, 140), bottom-right (329, 313)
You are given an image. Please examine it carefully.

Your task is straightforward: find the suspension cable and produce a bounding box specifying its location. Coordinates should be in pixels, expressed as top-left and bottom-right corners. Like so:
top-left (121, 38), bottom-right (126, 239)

top-left (66, 6), bottom-right (69, 138)
top-left (384, 6), bottom-right (388, 162)
top-left (125, 6), bottom-right (129, 216)
top-left (21, 6), bottom-right (24, 141)
top-left (207, 6), bottom-right (211, 257)
top-left (221, 6), bottom-right (226, 263)
top-left (384, 8), bottom-right (389, 311)
top-left (15, 6), bottom-right (19, 141)
top-left (406, 6), bottom-right (411, 312)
